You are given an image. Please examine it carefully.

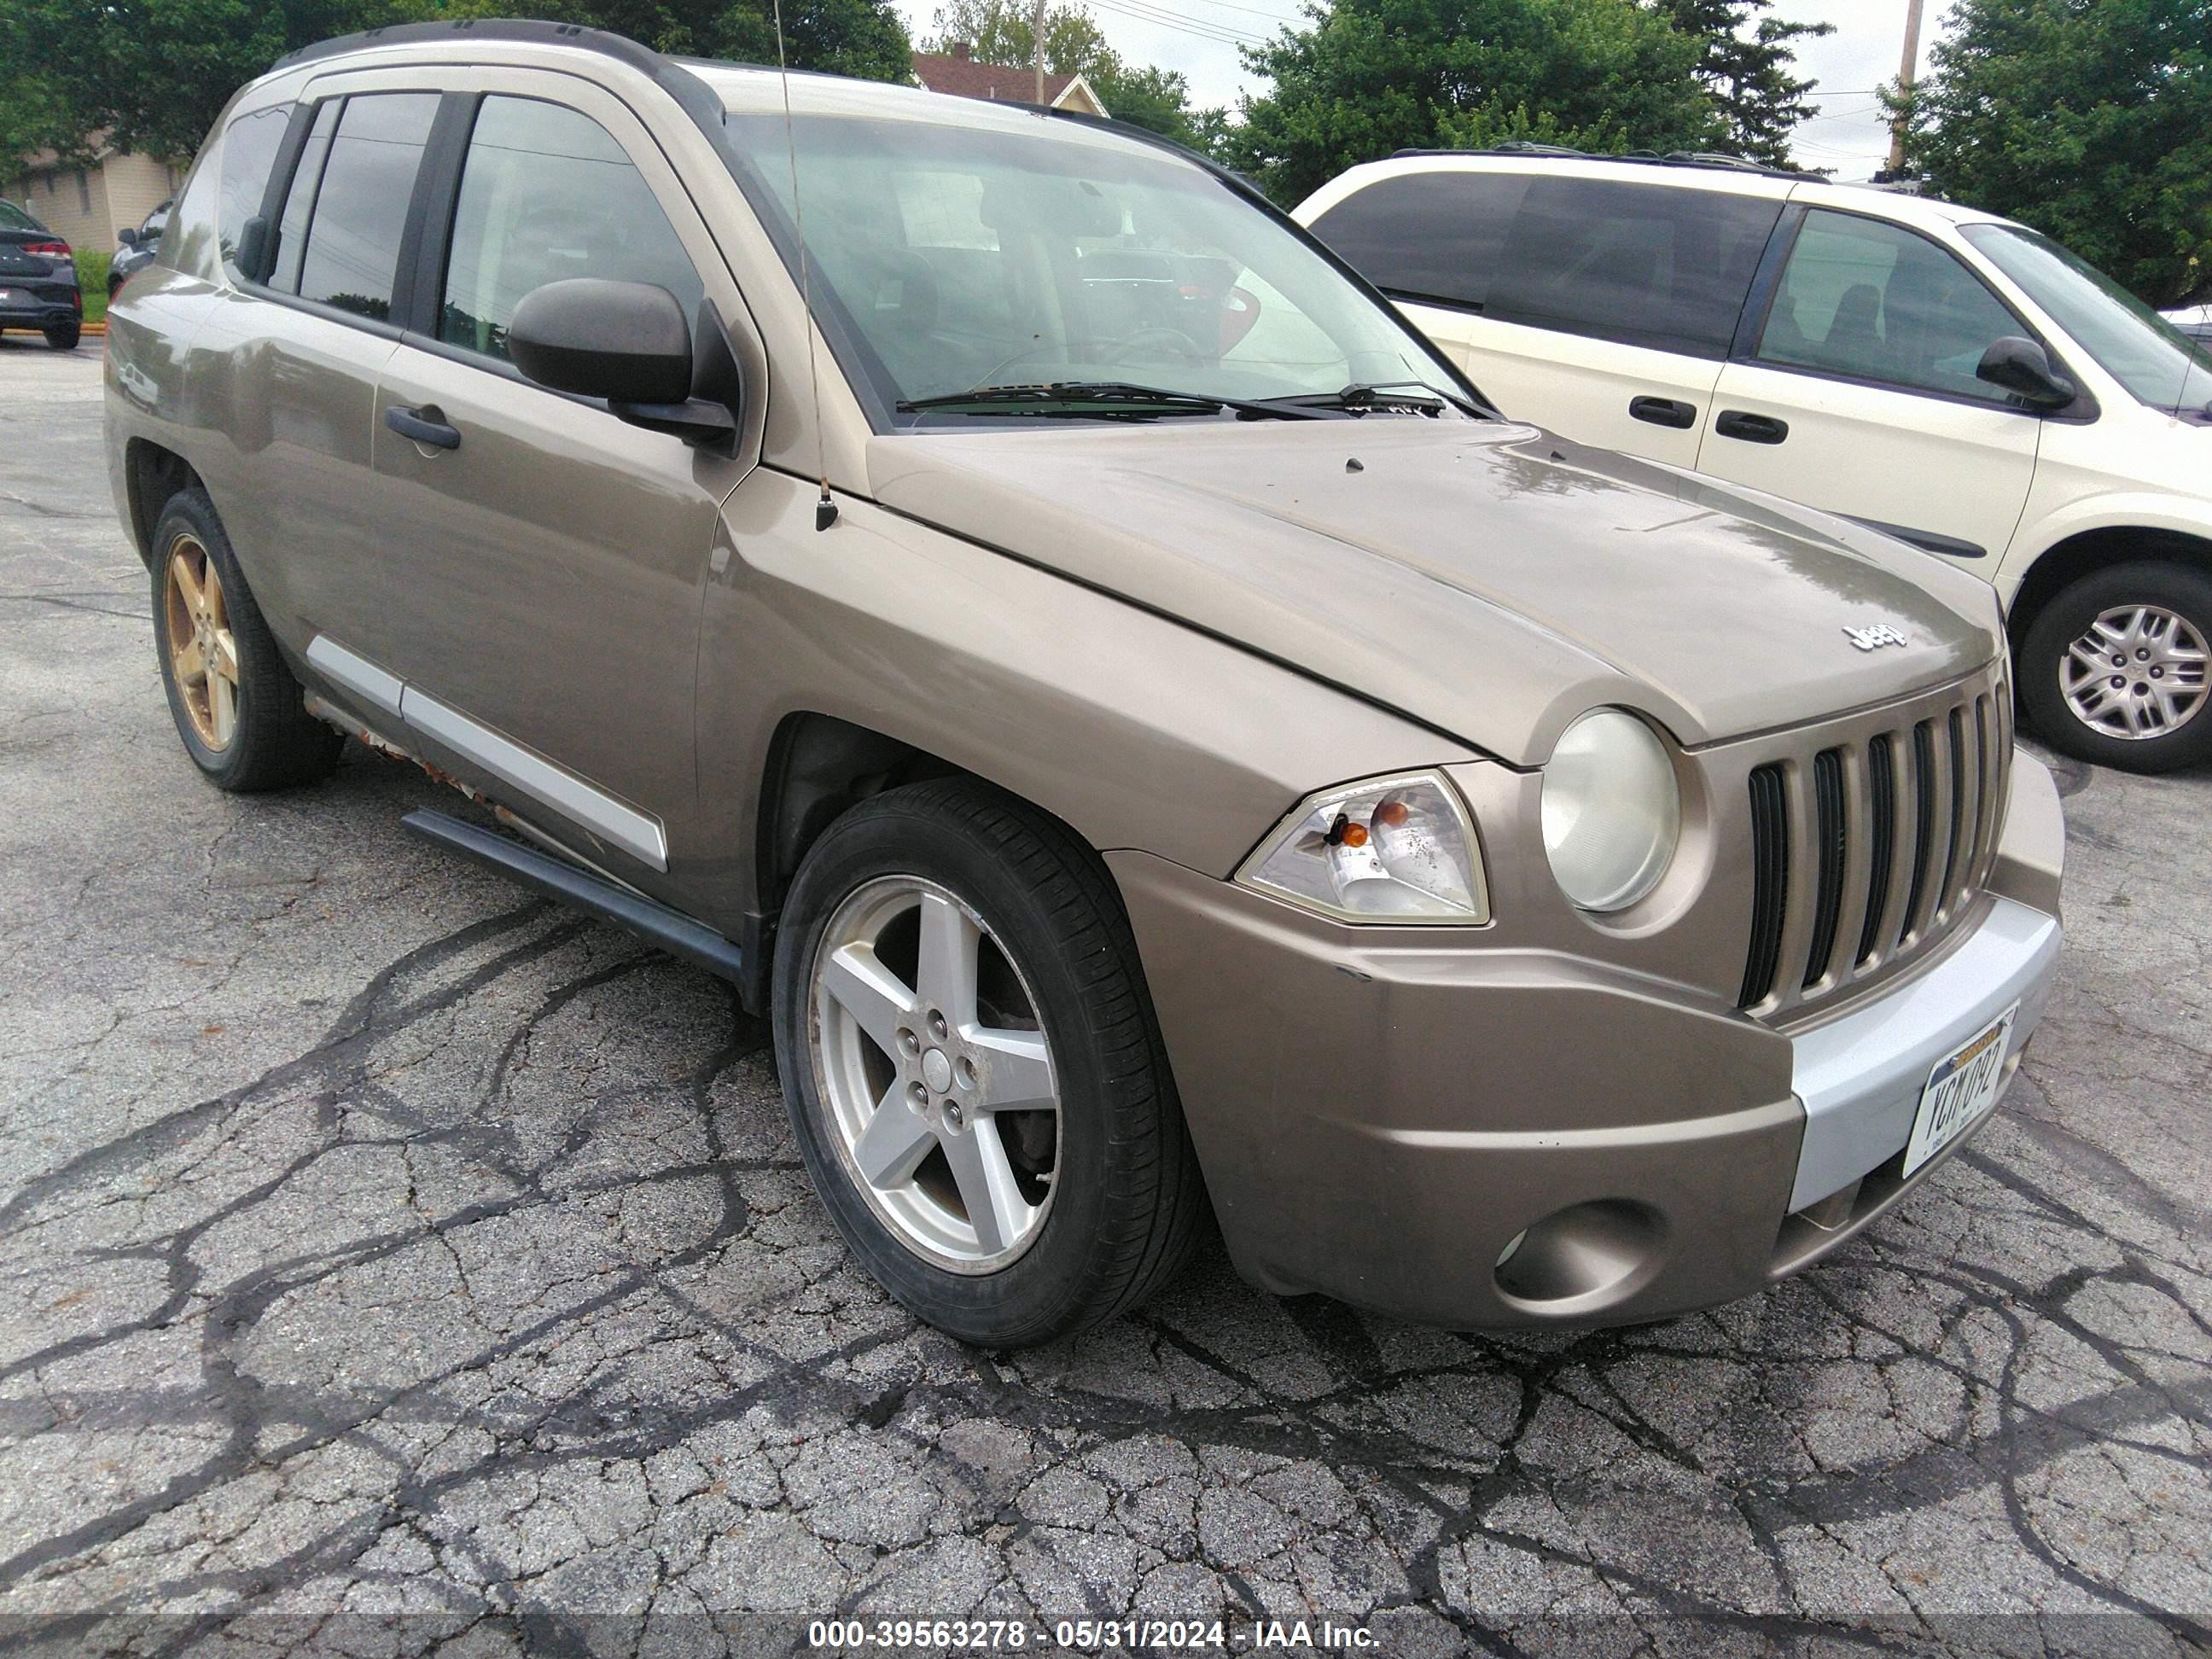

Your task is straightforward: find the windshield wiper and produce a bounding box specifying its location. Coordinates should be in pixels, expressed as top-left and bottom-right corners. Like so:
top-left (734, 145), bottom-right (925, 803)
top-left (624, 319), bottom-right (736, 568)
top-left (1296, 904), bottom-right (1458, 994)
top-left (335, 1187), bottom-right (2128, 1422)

top-left (895, 381), bottom-right (1323, 420)
top-left (1249, 380), bottom-right (1475, 416)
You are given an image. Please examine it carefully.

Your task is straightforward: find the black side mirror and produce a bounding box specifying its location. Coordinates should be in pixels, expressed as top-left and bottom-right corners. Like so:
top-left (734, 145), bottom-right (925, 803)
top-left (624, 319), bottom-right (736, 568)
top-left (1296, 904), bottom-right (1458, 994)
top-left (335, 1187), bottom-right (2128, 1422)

top-left (1976, 335), bottom-right (2075, 409)
top-left (117, 226), bottom-right (138, 247)
top-left (509, 278), bottom-right (737, 451)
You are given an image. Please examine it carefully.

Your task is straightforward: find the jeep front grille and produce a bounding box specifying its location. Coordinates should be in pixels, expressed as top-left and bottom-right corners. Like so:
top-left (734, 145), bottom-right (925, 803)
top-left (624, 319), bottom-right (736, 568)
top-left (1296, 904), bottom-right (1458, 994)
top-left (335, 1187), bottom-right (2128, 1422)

top-left (1737, 671), bottom-right (2010, 1018)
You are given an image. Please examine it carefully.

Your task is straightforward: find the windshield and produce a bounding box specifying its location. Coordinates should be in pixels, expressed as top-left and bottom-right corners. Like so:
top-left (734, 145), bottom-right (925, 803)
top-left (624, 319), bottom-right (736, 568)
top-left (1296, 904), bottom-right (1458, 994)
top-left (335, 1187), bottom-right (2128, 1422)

top-left (1962, 223), bottom-right (2212, 416)
top-left (727, 111), bottom-right (1465, 419)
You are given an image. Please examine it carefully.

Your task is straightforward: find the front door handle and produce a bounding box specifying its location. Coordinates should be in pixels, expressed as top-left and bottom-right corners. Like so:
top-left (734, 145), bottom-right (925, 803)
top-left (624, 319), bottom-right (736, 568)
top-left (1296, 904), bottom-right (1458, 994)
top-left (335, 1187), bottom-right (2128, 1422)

top-left (385, 405), bottom-right (461, 451)
top-left (1714, 410), bottom-right (1789, 445)
top-left (1628, 395), bottom-right (1697, 429)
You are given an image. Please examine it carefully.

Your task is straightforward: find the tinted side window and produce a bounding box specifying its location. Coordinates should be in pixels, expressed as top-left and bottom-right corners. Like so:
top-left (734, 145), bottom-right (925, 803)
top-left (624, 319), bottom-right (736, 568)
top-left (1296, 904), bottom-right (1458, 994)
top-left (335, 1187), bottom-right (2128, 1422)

top-left (1759, 211), bottom-right (2021, 402)
top-left (1307, 172), bottom-right (1529, 311)
top-left (218, 102), bottom-right (292, 282)
top-left (294, 92), bottom-right (439, 321)
top-left (268, 100), bottom-right (341, 294)
top-left (439, 96), bottom-right (703, 363)
top-left (1484, 178), bottom-right (1780, 358)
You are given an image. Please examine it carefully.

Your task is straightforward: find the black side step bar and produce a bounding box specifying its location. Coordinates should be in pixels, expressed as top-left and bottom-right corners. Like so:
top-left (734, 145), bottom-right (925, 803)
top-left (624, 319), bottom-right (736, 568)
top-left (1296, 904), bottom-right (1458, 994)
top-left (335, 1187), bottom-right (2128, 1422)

top-left (403, 808), bottom-right (748, 987)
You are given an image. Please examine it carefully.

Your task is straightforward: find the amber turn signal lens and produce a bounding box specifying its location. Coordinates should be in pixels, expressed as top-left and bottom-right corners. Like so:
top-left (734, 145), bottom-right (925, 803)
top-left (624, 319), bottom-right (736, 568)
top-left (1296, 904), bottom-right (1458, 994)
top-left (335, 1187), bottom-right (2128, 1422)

top-left (1340, 823), bottom-right (1369, 847)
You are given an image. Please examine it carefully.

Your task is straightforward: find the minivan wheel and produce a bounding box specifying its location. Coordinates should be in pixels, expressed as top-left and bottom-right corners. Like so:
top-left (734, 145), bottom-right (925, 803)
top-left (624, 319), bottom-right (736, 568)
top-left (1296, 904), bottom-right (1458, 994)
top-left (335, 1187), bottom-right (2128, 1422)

top-left (771, 778), bottom-right (1206, 1347)
top-left (44, 323), bottom-right (80, 351)
top-left (152, 490), bottom-right (343, 791)
top-left (2019, 562), bottom-right (2212, 773)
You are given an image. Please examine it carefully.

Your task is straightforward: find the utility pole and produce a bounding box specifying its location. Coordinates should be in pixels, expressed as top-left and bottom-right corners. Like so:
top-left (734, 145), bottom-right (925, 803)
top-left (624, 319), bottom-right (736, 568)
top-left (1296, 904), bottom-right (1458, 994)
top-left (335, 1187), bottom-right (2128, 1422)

top-left (1886, 0), bottom-right (1927, 175)
top-left (1033, 0), bottom-right (1046, 103)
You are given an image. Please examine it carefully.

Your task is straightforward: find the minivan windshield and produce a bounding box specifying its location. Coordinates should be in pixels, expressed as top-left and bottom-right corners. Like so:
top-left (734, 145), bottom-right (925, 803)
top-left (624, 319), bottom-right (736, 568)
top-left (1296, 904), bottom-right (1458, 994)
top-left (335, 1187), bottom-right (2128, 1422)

top-left (1962, 223), bottom-right (2212, 416)
top-left (728, 110), bottom-right (1470, 420)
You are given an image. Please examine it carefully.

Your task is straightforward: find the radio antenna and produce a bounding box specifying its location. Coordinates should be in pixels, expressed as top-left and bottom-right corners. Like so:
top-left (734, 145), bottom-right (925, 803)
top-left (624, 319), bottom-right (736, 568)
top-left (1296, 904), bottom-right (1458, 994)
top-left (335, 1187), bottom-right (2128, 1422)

top-left (772, 0), bottom-right (838, 530)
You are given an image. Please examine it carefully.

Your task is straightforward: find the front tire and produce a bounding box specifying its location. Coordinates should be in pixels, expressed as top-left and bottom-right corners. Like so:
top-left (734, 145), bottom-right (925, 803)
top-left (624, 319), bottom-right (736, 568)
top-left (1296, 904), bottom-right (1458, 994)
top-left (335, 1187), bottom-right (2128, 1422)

top-left (151, 489), bottom-right (343, 791)
top-left (2019, 562), bottom-right (2212, 773)
top-left (771, 778), bottom-right (1206, 1347)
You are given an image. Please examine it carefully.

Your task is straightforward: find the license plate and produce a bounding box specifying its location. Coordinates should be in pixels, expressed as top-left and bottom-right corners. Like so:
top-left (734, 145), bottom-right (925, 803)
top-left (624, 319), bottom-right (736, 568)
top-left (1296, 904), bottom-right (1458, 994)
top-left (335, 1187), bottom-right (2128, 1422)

top-left (1903, 1002), bottom-right (2018, 1177)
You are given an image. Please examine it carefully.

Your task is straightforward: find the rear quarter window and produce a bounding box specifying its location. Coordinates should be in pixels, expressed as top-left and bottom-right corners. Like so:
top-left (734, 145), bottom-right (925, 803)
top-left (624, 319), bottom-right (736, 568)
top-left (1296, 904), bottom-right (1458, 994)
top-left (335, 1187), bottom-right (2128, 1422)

top-left (1485, 177), bottom-right (1781, 358)
top-left (218, 102), bottom-right (293, 284)
top-left (1307, 171), bottom-right (1529, 311)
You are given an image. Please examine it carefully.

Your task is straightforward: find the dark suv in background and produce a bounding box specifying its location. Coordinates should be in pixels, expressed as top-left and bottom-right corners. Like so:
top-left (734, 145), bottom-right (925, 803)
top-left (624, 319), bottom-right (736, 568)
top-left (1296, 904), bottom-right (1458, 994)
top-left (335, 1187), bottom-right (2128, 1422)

top-left (110, 199), bottom-right (172, 298)
top-left (0, 197), bottom-right (82, 350)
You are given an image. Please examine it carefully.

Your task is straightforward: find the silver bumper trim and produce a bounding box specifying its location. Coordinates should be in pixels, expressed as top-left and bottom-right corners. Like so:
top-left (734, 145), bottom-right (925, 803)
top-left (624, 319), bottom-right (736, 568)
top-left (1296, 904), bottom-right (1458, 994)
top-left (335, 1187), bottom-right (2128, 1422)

top-left (1789, 895), bottom-right (2060, 1210)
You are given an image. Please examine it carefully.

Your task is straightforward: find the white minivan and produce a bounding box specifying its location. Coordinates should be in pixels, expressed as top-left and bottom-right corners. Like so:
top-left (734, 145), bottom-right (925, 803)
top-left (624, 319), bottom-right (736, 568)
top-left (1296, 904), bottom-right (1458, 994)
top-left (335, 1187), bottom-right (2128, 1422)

top-left (1296, 148), bottom-right (2212, 772)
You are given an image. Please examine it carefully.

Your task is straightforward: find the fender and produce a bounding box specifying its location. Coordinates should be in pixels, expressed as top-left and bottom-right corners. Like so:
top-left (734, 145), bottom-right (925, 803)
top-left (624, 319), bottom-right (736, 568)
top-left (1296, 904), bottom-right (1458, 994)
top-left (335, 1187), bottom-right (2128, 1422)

top-left (1996, 492), bottom-right (2212, 608)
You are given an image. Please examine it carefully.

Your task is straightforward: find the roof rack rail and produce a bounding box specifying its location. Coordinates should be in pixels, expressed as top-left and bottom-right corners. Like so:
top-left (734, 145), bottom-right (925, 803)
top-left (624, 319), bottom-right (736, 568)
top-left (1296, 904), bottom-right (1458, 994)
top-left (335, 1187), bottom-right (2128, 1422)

top-left (273, 17), bottom-right (664, 73)
top-left (1387, 142), bottom-right (1810, 181)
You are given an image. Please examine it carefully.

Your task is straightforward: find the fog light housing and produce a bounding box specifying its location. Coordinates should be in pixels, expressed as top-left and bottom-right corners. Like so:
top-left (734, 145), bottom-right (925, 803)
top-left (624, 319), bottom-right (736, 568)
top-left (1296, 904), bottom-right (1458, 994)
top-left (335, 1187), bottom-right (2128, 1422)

top-left (1493, 1200), bottom-right (1666, 1310)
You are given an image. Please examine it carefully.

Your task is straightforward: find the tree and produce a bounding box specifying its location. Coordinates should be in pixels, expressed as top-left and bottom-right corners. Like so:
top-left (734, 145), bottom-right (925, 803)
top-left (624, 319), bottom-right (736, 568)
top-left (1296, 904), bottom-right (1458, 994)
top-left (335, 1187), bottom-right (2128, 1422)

top-left (921, 0), bottom-right (1229, 154)
top-left (0, 0), bottom-right (911, 167)
top-left (0, 0), bottom-right (426, 162)
top-left (923, 0), bottom-right (1111, 77)
top-left (0, 71), bottom-right (84, 173)
top-left (1227, 0), bottom-right (1727, 206)
top-left (1897, 0), bottom-right (2211, 305)
top-left (1654, 0), bottom-right (1831, 167)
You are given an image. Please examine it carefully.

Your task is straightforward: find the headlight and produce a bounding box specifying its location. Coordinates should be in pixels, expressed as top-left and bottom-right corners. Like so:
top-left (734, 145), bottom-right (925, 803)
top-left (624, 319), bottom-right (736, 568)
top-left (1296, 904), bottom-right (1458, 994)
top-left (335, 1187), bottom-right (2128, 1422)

top-left (1237, 771), bottom-right (1487, 924)
top-left (1540, 709), bottom-right (1679, 912)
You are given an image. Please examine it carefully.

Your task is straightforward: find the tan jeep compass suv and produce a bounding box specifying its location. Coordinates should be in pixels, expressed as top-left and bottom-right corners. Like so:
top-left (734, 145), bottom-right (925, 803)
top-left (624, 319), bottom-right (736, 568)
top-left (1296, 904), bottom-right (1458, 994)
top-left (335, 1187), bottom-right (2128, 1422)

top-left (106, 22), bottom-right (2064, 1347)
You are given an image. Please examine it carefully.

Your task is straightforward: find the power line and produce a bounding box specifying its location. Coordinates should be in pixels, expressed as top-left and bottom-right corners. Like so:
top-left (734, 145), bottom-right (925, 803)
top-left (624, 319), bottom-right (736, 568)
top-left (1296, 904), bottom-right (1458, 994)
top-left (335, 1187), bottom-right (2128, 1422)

top-left (1093, 0), bottom-right (1266, 44)
top-left (1088, 0), bottom-right (1266, 47)
top-left (1171, 0), bottom-right (1306, 20)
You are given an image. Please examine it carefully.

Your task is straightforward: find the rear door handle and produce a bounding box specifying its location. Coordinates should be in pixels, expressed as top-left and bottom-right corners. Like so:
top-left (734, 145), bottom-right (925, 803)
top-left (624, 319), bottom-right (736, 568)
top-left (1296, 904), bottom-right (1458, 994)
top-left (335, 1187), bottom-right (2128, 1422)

top-left (1628, 395), bottom-right (1697, 429)
top-left (1714, 410), bottom-right (1789, 445)
top-left (385, 405), bottom-right (461, 451)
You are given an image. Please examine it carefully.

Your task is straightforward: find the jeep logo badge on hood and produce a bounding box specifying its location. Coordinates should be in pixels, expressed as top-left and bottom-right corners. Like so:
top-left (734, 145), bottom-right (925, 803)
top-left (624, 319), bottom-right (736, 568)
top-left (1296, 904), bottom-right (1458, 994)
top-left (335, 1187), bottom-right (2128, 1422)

top-left (1844, 624), bottom-right (1911, 651)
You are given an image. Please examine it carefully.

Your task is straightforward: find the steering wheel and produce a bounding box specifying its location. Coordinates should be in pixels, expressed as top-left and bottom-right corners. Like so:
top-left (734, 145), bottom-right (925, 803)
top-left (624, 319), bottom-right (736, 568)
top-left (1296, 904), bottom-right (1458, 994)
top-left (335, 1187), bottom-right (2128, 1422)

top-left (1103, 327), bottom-right (1208, 367)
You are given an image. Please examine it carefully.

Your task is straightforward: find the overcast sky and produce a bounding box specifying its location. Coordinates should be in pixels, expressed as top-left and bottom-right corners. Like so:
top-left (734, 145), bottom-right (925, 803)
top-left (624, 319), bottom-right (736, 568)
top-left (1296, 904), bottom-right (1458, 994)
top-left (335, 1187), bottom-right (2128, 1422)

top-left (889, 0), bottom-right (1943, 183)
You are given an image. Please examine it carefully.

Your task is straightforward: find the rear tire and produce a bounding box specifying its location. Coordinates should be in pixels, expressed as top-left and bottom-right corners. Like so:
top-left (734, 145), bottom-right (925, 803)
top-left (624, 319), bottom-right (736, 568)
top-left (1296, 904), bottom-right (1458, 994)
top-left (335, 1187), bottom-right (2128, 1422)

top-left (151, 489), bottom-right (343, 792)
top-left (44, 323), bottom-right (79, 351)
top-left (2018, 562), bottom-right (2212, 774)
top-left (771, 777), bottom-right (1206, 1347)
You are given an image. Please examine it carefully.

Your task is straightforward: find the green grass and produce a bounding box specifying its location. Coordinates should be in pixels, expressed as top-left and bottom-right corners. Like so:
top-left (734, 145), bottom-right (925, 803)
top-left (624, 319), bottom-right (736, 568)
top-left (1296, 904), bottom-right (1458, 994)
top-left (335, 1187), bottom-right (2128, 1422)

top-left (74, 247), bottom-right (109, 324)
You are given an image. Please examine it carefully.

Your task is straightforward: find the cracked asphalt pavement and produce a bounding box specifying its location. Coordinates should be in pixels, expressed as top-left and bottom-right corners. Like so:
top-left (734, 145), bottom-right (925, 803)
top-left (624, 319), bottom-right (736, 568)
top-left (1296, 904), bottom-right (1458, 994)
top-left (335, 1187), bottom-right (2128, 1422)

top-left (3, 339), bottom-right (2210, 1657)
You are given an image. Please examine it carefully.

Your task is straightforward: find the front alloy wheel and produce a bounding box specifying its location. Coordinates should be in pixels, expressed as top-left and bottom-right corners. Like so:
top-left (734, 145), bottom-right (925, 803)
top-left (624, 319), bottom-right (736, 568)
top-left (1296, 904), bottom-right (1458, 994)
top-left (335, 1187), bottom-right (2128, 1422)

top-left (812, 876), bottom-right (1061, 1272)
top-left (771, 777), bottom-right (1206, 1347)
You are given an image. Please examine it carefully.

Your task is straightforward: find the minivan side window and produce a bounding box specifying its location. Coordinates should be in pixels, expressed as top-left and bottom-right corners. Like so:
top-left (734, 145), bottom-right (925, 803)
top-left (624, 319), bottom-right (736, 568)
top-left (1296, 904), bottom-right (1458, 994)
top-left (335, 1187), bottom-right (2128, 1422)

top-left (290, 92), bottom-right (439, 321)
top-left (438, 96), bottom-right (704, 364)
top-left (1483, 178), bottom-right (1781, 358)
top-left (1757, 210), bottom-right (2022, 403)
top-left (1307, 172), bottom-right (1529, 311)
top-left (218, 102), bottom-right (292, 284)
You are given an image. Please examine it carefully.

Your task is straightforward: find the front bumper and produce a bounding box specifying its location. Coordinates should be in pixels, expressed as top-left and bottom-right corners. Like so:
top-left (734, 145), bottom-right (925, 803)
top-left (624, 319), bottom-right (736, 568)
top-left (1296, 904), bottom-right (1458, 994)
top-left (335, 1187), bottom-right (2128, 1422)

top-left (1109, 750), bottom-right (2065, 1329)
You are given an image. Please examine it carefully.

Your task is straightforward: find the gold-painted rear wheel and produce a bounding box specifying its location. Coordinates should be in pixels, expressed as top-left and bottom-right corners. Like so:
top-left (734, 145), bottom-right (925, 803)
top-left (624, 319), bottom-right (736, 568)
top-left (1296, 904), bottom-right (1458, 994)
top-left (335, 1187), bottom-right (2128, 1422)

top-left (161, 532), bottom-right (241, 752)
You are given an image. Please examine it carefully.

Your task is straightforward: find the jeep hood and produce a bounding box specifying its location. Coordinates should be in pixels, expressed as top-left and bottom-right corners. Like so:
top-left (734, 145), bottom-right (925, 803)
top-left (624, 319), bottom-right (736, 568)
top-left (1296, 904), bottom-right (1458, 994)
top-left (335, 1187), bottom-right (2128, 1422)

top-left (866, 419), bottom-right (2004, 765)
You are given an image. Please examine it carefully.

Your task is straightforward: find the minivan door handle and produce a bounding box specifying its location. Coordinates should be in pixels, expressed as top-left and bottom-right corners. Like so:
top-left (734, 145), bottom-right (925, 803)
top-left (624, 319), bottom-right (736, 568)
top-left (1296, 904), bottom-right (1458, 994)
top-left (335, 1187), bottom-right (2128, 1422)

top-left (1714, 410), bottom-right (1789, 445)
top-left (385, 405), bottom-right (462, 451)
top-left (1628, 395), bottom-right (1697, 429)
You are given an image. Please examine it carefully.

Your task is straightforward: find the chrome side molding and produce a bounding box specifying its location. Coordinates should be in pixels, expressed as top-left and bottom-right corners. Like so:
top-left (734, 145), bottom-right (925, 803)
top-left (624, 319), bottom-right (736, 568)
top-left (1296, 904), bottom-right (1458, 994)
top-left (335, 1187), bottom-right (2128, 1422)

top-left (306, 634), bottom-right (404, 718)
top-left (304, 633), bottom-right (670, 872)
